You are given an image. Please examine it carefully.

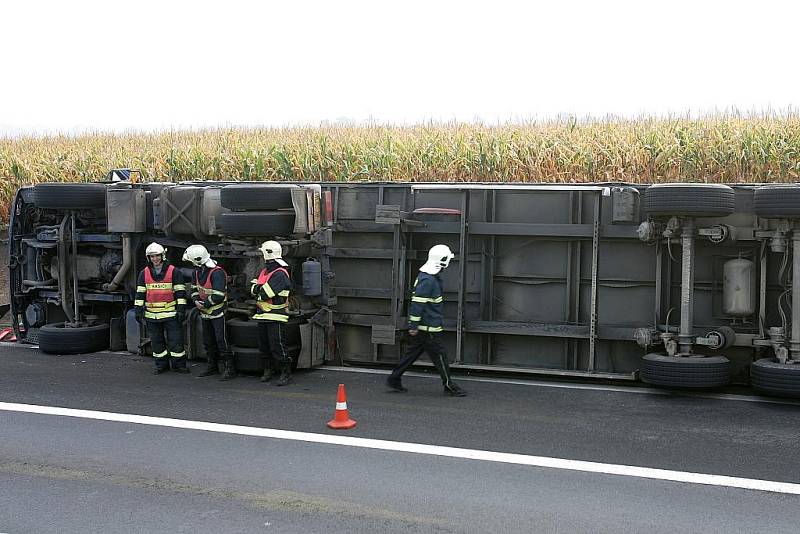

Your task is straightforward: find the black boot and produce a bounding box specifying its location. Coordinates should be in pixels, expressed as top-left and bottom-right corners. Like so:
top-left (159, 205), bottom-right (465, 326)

top-left (197, 357), bottom-right (219, 377)
top-left (275, 362), bottom-right (292, 386)
top-left (219, 357), bottom-right (236, 381)
top-left (260, 364), bottom-right (275, 383)
top-left (443, 383), bottom-right (467, 397)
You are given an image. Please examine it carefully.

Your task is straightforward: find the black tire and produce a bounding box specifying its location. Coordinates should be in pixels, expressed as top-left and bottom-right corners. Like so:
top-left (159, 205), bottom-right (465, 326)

top-left (33, 183), bottom-right (107, 209)
top-left (219, 211), bottom-right (295, 236)
top-left (220, 184), bottom-right (295, 211)
top-left (640, 353), bottom-right (731, 388)
top-left (644, 184), bottom-right (735, 217)
top-left (38, 322), bottom-right (110, 355)
top-left (750, 358), bottom-right (800, 398)
top-left (753, 185), bottom-right (800, 218)
top-left (227, 319), bottom-right (302, 349)
top-left (227, 319), bottom-right (259, 348)
top-left (231, 346), bottom-right (263, 373)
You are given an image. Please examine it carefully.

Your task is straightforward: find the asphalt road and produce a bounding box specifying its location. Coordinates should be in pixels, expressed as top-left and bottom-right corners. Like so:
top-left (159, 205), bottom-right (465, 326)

top-left (1, 344), bottom-right (799, 533)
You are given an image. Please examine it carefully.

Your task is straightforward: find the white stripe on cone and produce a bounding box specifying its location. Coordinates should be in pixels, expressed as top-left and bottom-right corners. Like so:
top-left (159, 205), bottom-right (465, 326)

top-left (336, 402), bottom-right (348, 410)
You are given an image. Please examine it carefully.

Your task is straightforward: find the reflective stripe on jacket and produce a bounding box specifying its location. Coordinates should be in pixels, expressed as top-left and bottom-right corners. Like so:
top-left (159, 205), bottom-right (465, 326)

top-left (251, 265), bottom-right (290, 322)
top-left (193, 266), bottom-right (227, 320)
top-left (134, 263), bottom-right (187, 321)
top-left (407, 272), bottom-right (444, 332)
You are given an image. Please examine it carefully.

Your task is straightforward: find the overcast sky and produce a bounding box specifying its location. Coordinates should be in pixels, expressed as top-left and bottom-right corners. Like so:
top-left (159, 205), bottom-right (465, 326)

top-left (1, 0), bottom-right (797, 136)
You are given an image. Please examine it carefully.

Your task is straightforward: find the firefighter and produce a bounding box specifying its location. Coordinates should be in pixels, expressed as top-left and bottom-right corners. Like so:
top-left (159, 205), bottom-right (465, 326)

top-left (387, 244), bottom-right (467, 396)
top-left (183, 244), bottom-right (235, 380)
top-left (134, 242), bottom-right (189, 374)
top-left (250, 240), bottom-right (294, 386)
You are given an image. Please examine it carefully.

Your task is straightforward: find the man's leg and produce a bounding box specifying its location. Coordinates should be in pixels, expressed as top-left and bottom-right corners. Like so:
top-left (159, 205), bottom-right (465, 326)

top-left (148, 320), bottom-right (169, 374)
top-left (216, 317), bottom-right (236, 381)
top-left (197, 318), bottom-right (219, 377)
top-left (268, 322), bottom-right (293, 386)
top-left (257, 321), bottom-right (275, 382)
top-left (387, 333), bottom-right (426, 391)
top-left (424, 333), bottom-right (466, 396)
top-left (165, 318), bottom-right (188, 373)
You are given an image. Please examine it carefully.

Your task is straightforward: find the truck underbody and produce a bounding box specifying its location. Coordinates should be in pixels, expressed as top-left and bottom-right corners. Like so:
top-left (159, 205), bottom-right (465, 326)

top-left (7, 178), bottom-right (800, 397)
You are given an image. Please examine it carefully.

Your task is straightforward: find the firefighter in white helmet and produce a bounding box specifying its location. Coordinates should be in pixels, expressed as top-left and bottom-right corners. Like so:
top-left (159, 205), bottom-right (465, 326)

top-left (387, 244), bottom-right (466, 396)
top-left (183, 244), bottom-right (235, 380)
top-left (250, 241), bottom-right (294, 386)
top-left (134, 242), bottom-right (189, 374)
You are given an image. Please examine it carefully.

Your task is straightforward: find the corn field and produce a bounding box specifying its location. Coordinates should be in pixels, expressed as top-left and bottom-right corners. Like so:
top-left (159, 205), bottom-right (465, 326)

top-left (2, 114), bottom-right (800, 224)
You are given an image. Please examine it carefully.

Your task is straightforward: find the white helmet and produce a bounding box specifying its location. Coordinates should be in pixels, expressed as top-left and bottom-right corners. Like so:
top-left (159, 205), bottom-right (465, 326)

top-left (183, 244), bottom-right (217, 268)
top-left (145, 242), bottom-right (167, 262)
top-left (259, 240), bottom-right (282, 261)
top-left (420, 244), bottom-right (455, 275)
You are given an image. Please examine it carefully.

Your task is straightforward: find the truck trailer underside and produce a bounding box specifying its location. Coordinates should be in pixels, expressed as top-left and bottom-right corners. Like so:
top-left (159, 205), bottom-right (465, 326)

top-left (7, 178), bottom-right (800, 397)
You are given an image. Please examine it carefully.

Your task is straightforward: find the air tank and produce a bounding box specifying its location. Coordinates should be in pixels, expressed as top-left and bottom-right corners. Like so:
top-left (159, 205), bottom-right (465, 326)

top-left (723, 258), bottom-right (756, 316)
top-left (302, 259), bottom-right (322, 296)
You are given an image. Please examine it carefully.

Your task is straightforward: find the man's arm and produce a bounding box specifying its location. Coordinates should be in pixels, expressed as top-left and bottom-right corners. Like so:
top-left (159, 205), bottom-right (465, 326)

top-left (408, 276), bottom-right (434, 332)
top-left (172, 269), bottom-right (187, 314)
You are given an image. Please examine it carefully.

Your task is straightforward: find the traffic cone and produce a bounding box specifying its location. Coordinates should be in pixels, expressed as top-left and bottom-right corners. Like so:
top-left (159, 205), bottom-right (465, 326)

top-left (0, 327), bottom-right (16, 342)
top-left (326, 383), bottom-right (357, 430)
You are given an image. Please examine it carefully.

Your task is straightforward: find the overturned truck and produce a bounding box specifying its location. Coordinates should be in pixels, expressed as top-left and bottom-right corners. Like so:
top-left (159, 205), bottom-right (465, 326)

top-left (6, 177), bottom-right (800, 397)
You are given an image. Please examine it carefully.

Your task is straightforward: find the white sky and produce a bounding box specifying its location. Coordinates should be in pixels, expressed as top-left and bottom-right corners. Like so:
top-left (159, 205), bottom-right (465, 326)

top-left (1, 0), bottom-right (798, 135)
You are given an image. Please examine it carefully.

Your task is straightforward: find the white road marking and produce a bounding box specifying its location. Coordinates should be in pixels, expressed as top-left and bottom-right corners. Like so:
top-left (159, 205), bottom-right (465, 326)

top-left (1, 401), bottom-right (799, 495)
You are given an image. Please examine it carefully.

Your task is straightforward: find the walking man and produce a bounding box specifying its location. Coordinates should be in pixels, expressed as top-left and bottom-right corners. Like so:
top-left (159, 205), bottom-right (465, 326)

top-left (387, 244), bottom-right (467, 396)
top-left (134, 242), bottom-right (189, 374)
top-left (183, 244), bottom-right (235, 380)
top-left (250, 240), bottom-right (294, 386)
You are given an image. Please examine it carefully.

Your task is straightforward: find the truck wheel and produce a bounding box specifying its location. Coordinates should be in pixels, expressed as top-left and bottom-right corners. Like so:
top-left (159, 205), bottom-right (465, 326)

top-left (639, 353), bottom-right (731, 388)
top-left (38, 322), bottom-right (110, 355)
top-left (750, 358), bottom-right (800, 398)
top-left (644, 184), bottom-right (735, 217)
top-left (231, 346), bottom-right (263, 373)
top-left (221, 184), bottom-right (295, 211)
top-left (227, 319), bottom-right (259, 348)
top-left (227, 319), bottom-right (301, 350)
top-left (219, 211), bottom-right (295, 236)
top-left (753, 185), bottom-right (800, 218)
top-left (33, 183), bottom-right (107, 209)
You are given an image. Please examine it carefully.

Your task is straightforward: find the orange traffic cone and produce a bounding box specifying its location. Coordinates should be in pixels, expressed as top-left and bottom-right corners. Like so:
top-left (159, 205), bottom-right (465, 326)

top-left (327, 383), bottom-right (357, 430)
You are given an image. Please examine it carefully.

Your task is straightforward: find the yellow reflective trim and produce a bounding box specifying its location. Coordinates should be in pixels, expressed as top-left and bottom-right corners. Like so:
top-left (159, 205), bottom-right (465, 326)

top-left (409, 315), bottom-right (422, 321)
top-left (253, 312), bottom-right (289, 322)
top-left (412, 296), bottom-right (444, 304)
top-left (153, 350), bottom-right (168, 358)
top-left (263, 284), bottom-right (276, 298)
top-left (176, 299), bottom-right (187, 305)
top-left (173, 284), bottom-right (186, 291)
top-left (257, 301), bottom-right (288, 311)
top-left (418, 325), bottom-right (443, 332)
top-left (134, 299), bottom-right (144, 306)
top-left (145, 282), bottom-right (173, 290)
top-left (144, 310), bottom-right (177, 320)
top-left (170, 351), bottom-right (186, 358)
top-left (146, 301), bottom-right (176, 309)
top-left (199, 303), bottom-right (226, 316)
top-left (136, 286), bottom-right (146, 292)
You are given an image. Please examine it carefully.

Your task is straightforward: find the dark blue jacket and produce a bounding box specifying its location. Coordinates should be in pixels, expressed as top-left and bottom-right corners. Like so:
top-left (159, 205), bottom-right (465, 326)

top-left (407, 272), bottom-right (444, 332)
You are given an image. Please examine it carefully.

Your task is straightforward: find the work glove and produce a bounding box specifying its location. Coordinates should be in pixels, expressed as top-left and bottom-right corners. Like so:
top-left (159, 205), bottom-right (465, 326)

top-left (176, 310), bottom-right (186, 323)
top-left (135, 309), bottom-right (144, 325)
